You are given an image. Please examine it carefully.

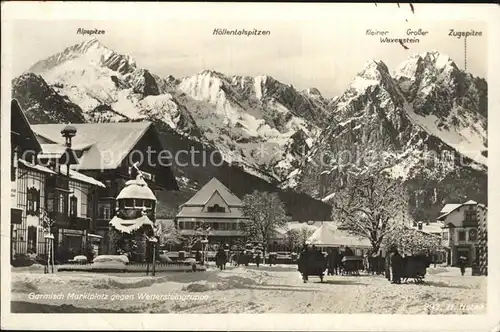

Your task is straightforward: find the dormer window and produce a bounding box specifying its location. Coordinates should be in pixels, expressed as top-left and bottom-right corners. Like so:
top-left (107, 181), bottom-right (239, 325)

top-left (208, 204), bottom-right (225, 213)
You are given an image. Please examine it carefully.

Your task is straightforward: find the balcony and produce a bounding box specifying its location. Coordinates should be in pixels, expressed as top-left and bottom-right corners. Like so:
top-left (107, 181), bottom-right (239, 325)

top-left (98, 186), bottom-right (116, 199)
top-left (462, 219), bottom-right (478, 227)
top-left (69, 215), bottom-right (92, 230)
top-left (46, 175), bottom-right (70, 192)
top-left (48, 211), bottom-right (70, 227)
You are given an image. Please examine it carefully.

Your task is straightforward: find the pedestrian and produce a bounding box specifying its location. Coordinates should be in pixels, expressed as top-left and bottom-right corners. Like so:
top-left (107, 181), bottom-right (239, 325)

top-left (363, 251), bottom-right (369, 273)
top-left (195, 250), bottom-right (202, 263)
top-left (215, 247), bottom-right (226, 271)
top-left (255, 252), bottom-right (261, 267)
top-left (458, 255), bottom-right (467, 276)
top-left (390, 247), bottom-right (403, 284)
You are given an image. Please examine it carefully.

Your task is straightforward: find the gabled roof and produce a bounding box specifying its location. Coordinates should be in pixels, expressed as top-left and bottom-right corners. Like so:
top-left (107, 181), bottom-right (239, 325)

top-left (180, 177), bottom-right (243, 208)
top-left (306, 223), bottom-right (372, 247)
top-left (31, 122), bottom-right (153, 170)
top-left (411, 221), bottom-right (444, 234)
top-left (273, 221), bottom-right (320, 236)
top-left (439, 203), bottom-right (462, 214)
top-left (11, 99), bottom-right (42, 153)
top-left (437, 200), bottom-right (487, 221)
top-left (19, 160), bottom-right (105, 188)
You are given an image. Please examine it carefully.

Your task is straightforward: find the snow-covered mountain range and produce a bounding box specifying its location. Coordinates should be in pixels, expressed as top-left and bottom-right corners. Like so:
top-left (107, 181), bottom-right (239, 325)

top-left (17, 38), bottom-right (332, 182)
top-left (12, 39), bottom-right (487, 221)
top-left (291, 51), bottom-right (487, 220)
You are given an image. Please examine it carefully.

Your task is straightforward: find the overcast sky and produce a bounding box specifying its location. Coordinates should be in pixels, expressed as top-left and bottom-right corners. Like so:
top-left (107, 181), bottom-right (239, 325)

top-left (8, 16), bottom-right (487, 98)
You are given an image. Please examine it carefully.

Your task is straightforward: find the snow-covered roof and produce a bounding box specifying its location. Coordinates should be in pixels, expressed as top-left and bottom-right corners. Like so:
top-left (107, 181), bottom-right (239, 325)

top-left (274, 221), bottom-right (319, 236)
top-left (306, 223), bottom-right (372, 247)
top-left (59, 165), bottom-right (105, 188)
top-left (412, 221), bottom-right (443, 234)
top-left (437, 201), bottom-right (486, 221)
top-left (19, 159), bottom-right (105, 188)
top-left (180, 177), bottom-right (243, 207)
top-left (32, 122), bottom-right (153, 170)
top-left (116, 176), bottom-right (156, 201)
top-left (439, 203), bottom-right (462, 214)
top-left (109, 215), bottom-right (154, 234)
top-left (18, 158), bottom-right (56, 175)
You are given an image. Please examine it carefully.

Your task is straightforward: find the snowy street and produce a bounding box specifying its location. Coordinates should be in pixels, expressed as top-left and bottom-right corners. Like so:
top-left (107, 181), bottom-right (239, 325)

top-left (11, 264), bottom-right (486, 314)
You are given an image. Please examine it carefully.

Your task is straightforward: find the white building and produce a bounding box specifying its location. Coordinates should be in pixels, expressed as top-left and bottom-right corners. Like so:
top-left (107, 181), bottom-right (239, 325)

top-left (437, 200), bottom-right (487, 266)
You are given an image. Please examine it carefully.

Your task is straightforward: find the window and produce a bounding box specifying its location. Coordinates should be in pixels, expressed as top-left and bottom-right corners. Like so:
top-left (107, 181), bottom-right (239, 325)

top-left (46, 191), bottom-right (54, 212)
top-left (123, 199), bottom-right (134, 209)
top-left (57, 193), bottom-right (68, 214)
top-left (465, 210), bottom-right (477, 221)
top-left (69, 196), bottom-right (78, 217)
top-left (458, 230), bottom-right (466, 241)
top-left (469, 229), bottom-right (478, 242)
top-left (98, 202), bottom-right (112, 219)
top-left (26, 187), bottom-right (40, 216)
top-left (87, 192), bottom-right (94, 218)
top-left (231, 223), bottom-right (237, 230)
top-left (213, 222), bottom-right (219, 230)
top-left (442, 231), bottom-right (449, 240)
top-left (207, 204), bottom-right (225, 213)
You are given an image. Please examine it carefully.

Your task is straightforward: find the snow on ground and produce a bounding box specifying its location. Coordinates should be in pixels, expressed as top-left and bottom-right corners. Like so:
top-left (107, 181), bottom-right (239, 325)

top-left (11, 264), bottom-right (486, 314)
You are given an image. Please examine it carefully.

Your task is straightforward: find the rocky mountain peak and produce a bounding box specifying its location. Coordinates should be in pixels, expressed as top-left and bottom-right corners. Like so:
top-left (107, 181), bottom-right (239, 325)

top-left (28, 39), bottom-right (137, 76)
top-left (303, 87), bottom-right (322, 97)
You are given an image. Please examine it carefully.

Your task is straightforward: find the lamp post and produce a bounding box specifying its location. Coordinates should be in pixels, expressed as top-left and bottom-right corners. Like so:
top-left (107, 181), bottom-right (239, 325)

top-left (44, 233), bottom-right (54, 274)
top-left (149, 237), bottom-right (158, 276)
top-left (201, 239), bottom-right (208, 265)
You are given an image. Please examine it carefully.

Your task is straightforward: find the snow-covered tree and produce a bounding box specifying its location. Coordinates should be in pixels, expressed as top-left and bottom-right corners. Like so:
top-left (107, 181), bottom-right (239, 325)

top-left (181, 221), bottom-right (212, 251)
top-left (243, 190), bottom-right (290, 260)
top-left (331, 170), bottom-right (410, 253)
top-left (383, 224), bottom-right (442, 255)
top-left (284, 227), bottom-right (315, 250)
top-left (158, 220), bottom-right (183, 247)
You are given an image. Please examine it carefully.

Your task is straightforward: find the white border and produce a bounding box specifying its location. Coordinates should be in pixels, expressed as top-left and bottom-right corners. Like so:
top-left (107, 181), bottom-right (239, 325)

top-left (1, 2), bottom-right (499, 331)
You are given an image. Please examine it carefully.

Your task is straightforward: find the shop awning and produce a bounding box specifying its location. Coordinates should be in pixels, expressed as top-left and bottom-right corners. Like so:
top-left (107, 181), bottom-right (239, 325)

top-left (109, 215), bottom-right (154, 234)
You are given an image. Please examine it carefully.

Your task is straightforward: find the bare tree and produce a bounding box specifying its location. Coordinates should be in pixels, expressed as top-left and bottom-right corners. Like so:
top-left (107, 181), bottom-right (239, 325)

top-left (243, 190), bottom-right (290, 261)
top-left (284, 227), bottom-right (315, 250)
top-left (331, 171), bottom-right (410, 253)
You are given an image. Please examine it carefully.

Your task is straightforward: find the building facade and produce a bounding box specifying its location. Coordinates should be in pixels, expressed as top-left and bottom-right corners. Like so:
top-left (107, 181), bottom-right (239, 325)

top-left (10, 100), bottom-right (105, 263)
top-left (438, 200), bottom-right (487, 266)
top-left (175, 178), bottom-right (249, 245)
top-left (31, 122), bottom-right (178, 254)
